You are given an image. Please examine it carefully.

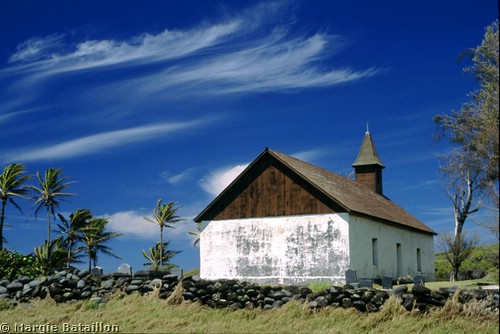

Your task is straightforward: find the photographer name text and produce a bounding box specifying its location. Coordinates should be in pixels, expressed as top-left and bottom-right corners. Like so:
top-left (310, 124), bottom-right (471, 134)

top-left (1, 322), bottom-right (119, 333)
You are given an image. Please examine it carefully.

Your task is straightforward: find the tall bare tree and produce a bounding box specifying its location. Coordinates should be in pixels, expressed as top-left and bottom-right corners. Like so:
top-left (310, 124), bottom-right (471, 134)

top-left (435, 20), bottom-right (499, 280)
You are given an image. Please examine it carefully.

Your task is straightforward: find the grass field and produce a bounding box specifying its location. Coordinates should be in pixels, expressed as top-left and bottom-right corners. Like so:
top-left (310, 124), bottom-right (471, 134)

top-left (1, 286), bottom-right (498, 334)
top-left (304, 276), bottom-right (499, 293)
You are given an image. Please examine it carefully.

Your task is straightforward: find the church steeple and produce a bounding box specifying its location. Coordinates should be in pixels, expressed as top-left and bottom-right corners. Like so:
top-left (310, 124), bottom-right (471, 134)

top-left (352, 129), bottom-right (385, 194)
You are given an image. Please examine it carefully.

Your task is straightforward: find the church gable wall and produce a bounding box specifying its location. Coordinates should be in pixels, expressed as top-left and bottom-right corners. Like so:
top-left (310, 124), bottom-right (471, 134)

top-left (205, 156), bottom-right (342, 221)
top-left (200, 213), bottom-right (350, 284)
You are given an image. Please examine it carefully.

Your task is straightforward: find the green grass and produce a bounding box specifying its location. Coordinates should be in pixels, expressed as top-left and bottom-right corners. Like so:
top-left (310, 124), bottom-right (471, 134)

top-left (308, 281), bottom-right (334, 292)
top-left (370, 277), bottom-right (498, 291)
top-left (1, 290), bottom-right (498, 334)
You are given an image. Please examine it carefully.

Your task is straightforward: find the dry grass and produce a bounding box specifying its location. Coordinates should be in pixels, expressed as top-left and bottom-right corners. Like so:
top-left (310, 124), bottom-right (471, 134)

top-left (165, 281), bottom-right (184, 305)
top-left (1, 290), bottom-right (498, 334)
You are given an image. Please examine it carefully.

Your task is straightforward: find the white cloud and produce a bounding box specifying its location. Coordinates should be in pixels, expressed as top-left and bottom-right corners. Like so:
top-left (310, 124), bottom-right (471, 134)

top-left (423, 207), bottom-right (454, 216)
top-left (106, 211), bottom-right (157, 240)
top-left (8, 22), bottom-right (241, 75)
top-left (197, 148), bottom-right (329, 197)
top-left (199, 164), bottom-right (249, 197)
top-left (106, 210), bottom-right (195, 240)
top-left (159, 169), bottom-right (194, 185)
top-left (126, 31), bottom-right (376, 97)
top-left (9, 34), bottom-right (65, 63)
top-left (4, 2), bottom-right (377, 99)
top-left (2, 118), bottom-right (210, 163)
top-left (291, 148), bottom-right (327, 162)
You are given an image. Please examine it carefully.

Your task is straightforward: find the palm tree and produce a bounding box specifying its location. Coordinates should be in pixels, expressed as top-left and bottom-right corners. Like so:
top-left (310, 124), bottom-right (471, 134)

top-left (34, 236), bottom-right (69, 275)
top-left (78, 217), bottom-right (122, 272)
top-left (189, 222), bottom-right (201, 248)
top-left (144, 199), bottom-right (183, 269)
top-left (0, 164), bottom-right (31, 250)
top-left (142, 240), bottom-right (181, 271)
top-left (56, 209), bottom-right (92, 268)
top-left (28, 168), bottom-right (75, 245)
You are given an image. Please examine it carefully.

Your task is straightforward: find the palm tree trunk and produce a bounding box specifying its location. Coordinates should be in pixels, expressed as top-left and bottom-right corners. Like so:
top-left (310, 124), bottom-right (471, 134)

top-left (47, 207), bottom-right (51, 244)
top-left (160, 226), bottom-right (163, 270)
top-left (88, 250), bottom-right (92, 272)
top-left (0, 199), bottom-right (6, 250)
top-left (67, 241), bottom-right (72, 268)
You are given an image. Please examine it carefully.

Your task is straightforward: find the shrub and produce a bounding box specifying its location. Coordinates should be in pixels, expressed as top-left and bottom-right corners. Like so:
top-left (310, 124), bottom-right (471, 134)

top-left (435, 243), bottom-right (499, 281)
top-left (184, 268), bottom-right (200, 277)
top-left (0, 249), bottom-right (42, 279)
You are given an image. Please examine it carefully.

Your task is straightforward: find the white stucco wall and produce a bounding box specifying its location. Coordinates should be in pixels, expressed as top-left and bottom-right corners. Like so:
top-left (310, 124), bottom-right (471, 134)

top-left (200, 214), bottom-right (350, 284)
top-left (348, 214), bottom-right (435, 281)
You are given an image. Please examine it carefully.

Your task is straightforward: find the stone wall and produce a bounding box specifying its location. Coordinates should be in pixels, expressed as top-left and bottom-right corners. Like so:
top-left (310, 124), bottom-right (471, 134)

top-left (181, 276), bottom-right (499, 313)
top-left (0, 268), bottom-right (179, 306)
top-left (1, 271), bottom-right (498, 315)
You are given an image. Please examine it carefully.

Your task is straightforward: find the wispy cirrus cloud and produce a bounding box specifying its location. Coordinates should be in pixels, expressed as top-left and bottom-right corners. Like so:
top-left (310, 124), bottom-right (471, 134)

top-left (129, 31), bottom-right (377, 97)
top-left (4, 2), bottom-right (376, 98)
top-left (8, 34), bottom-right (65, 64)
top-left (8, 22), bottom-right (242, 77)
top-left (2, 118), bottom-right (210, 163)
top-left (1, 1), bottom-right (379, 167)
top-left (159, 169), bottom-right (197, 186)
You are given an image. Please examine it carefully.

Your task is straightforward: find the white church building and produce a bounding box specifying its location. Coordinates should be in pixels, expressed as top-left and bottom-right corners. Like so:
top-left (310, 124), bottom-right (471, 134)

top-left (195, 131), bottom-right (436, 284)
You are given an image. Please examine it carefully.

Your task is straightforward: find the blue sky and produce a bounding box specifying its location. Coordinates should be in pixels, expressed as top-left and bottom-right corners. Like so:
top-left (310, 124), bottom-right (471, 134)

top-left (1, 0), bottom-right (498, 274)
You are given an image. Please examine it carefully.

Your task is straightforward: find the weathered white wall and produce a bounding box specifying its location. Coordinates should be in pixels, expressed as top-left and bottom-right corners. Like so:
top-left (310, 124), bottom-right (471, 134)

top-left (348, 214), bottom-right (435, 281)
top-left (200, 214), bottom-right (350, 284)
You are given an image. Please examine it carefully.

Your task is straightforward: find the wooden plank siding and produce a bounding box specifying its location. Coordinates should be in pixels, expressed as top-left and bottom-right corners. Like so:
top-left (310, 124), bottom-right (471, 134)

top-left (205, 155), bottom-right (345, 221)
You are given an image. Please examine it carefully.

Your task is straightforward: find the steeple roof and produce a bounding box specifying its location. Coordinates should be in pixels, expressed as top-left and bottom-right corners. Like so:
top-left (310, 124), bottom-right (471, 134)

top-left (352, 130), bottom-right (385, 168)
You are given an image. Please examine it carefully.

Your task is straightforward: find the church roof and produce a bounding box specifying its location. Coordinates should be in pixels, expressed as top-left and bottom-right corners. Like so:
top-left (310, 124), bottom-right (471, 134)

top-left (352, 131), bottom-right (385, 168)
top-left (195, 148), bottom-right (436, 235)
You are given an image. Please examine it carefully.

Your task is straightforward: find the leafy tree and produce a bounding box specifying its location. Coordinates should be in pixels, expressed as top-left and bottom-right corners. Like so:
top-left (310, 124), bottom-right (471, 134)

top-left (28, 168), bottom-right (75, 245)
top-left (56, 209), bottom-right (92, 268)
top-left (144, 199), bottom-right (183, 269)
top-left (435, 20), bottom-right (499, 187)
top-left (34, 237), bottom-right (69, 275)
top-left (142, 240), bottom-right (180, 271)
top-left (0, 164), bottom-right (30, 250)
top-left (434, 20), bottom-right (499, 280)
top-left (77, 216), bottom-right (122, 272)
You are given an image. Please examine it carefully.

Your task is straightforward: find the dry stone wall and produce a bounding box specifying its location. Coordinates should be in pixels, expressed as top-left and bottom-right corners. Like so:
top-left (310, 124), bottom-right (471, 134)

top-left (0, 269), bottom-right (180, 306)
top-left (0, 270), bottom-right (498, 315)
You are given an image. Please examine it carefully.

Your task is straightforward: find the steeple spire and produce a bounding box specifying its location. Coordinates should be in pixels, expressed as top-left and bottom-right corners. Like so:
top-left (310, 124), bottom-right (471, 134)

top-left (352, 129), bottom-right (385, 194)
top-left (352, 130), bottom-right (385, 168)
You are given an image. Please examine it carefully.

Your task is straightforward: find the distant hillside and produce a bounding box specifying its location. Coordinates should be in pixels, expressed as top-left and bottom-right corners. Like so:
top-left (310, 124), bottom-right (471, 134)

top-left (434, 243), bottom-right (499, 281)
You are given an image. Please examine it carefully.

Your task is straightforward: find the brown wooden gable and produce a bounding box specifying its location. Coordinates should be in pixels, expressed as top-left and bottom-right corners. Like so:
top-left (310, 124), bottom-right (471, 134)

top-left (196, 150), bottom-right (346, 221)
top-left (195, 148), bottom-right (436, 235)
